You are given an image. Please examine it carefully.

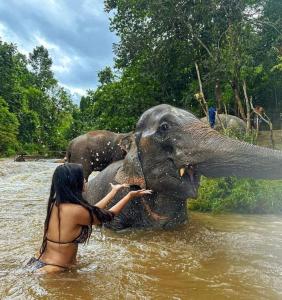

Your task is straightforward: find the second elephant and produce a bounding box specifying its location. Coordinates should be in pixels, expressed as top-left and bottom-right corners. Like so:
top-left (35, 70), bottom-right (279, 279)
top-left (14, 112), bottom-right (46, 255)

top-left (200, 114), bottom-right (246, 134)
top-left (66, 130), bottom-right (132, 180)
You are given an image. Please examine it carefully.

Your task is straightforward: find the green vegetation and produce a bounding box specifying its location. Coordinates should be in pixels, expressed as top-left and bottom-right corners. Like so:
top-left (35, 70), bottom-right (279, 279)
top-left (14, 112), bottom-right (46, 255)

top-left (0, 96), bottom-right (19, 155)
top-left (189, 177), bottom-right (282, 214)
top-left (0, 42), bottom-right (75, 156)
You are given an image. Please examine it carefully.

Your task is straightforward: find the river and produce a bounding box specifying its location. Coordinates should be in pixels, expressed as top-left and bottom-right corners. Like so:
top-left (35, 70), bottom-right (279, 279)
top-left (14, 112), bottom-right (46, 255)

top-left (0, 159), bottom-right (282, 299)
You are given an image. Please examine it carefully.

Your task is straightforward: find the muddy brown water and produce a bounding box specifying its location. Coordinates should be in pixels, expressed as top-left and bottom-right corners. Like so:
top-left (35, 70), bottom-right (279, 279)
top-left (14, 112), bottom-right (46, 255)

top-left (0, 159), bottom-right (282, 299)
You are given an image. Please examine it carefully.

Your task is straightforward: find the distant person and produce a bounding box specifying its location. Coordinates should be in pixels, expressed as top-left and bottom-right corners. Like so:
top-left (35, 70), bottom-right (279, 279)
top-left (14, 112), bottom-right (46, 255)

top-left (27, 163), bottom-right (152, 273)
top-left (208, 106), bottom-right (217, 128)
top-left (252, 105), bottom-right (264, 130)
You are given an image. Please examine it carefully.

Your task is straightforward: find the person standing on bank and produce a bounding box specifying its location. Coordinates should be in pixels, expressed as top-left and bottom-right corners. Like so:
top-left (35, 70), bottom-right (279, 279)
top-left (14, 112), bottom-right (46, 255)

top-left (27, 163), bottom-right (152, 273)
top-left (208, 105), bottom-right (217, 128)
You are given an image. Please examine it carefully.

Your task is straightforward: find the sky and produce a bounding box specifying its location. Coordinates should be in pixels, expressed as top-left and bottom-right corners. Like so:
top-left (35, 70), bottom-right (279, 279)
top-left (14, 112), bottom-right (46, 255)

top-left (0, 0), bottom-right (117, 98)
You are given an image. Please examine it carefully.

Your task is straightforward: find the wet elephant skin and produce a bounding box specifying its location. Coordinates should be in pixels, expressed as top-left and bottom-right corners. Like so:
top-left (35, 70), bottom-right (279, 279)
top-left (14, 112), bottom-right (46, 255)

top-left (86, 104), bottom-right (282, 230)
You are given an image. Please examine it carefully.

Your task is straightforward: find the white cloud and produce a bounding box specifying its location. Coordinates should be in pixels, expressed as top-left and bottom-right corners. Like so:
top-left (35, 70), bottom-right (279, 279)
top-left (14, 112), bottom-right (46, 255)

top-left (63, 85), bottom-right (87, 96)
top-left (52, 55), bottom-right (72, 73)
top-left (0, 0), bottom-right (117, 95)
top-left (34, 35), bottom-right (60, 51)
top-left (0, 22), bottom-right (31, 55)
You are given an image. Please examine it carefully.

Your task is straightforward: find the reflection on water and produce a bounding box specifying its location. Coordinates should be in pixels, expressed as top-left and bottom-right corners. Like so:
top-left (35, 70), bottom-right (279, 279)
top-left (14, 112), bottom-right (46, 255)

top-left (1, 159), bottom-right (282, 299)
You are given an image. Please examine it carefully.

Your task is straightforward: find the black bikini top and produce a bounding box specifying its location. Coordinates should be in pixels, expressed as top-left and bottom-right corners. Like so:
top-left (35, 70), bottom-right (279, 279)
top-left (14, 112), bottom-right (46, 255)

top-left (46, 225), bottom-right (91, 245)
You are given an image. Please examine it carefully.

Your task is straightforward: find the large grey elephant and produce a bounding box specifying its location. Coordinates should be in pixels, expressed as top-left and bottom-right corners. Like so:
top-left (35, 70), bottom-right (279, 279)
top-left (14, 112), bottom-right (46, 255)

top-left (86, 104), bottom-right (282, 230)
top-left (66, 130), bottom-right (132, 180)
top-left (200, 114), bottom-right (246, 133)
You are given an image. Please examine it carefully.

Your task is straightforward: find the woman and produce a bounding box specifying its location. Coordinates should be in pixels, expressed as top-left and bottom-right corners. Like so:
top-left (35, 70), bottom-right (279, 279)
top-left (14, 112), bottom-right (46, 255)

top-left (27, 163), bottom-right (152, 273)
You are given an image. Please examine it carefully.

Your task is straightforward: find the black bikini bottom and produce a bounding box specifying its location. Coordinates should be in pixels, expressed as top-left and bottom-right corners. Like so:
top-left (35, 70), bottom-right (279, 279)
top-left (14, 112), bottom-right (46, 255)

top-left (26, 257), bottom-right (67, 271)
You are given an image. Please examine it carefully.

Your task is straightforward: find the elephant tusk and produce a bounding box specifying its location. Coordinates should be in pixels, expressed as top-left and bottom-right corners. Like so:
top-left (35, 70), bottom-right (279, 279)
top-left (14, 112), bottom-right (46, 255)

top-left (179, 167), bottom-right (185, 177)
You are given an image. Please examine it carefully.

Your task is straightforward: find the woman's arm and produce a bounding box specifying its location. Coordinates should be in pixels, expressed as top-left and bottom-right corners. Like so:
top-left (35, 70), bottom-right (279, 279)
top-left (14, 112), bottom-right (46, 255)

top-left (94, 183), bottom-right (129, 209)
top-left (74, 189), bottom-right (152, 226)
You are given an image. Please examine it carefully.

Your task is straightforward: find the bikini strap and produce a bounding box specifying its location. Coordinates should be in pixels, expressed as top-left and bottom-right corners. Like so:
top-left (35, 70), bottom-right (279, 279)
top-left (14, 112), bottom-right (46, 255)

top-left (45, 237), bottom-right (74, 244)
top-left (44, 262), bottom-right (68, 269)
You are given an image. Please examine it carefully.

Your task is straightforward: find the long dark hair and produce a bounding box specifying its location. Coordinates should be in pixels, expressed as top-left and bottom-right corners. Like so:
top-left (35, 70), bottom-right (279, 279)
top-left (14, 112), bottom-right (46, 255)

top-left (40, 163), bottom-right (114, 255)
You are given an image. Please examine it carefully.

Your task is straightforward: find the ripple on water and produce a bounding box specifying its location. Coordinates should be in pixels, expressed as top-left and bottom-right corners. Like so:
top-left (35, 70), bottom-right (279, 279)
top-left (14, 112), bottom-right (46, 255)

top-left (1, 160), bottom-right (282, 299)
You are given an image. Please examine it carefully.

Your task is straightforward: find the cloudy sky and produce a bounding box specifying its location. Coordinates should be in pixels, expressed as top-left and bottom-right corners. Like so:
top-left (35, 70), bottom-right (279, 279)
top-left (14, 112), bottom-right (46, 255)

top-left (0, 0), bottom-right (117, 96)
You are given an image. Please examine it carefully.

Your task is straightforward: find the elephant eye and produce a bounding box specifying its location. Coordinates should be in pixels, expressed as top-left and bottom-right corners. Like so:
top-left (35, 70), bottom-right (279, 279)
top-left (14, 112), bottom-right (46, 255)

top-left (159, 122), bottom-right (169, 132)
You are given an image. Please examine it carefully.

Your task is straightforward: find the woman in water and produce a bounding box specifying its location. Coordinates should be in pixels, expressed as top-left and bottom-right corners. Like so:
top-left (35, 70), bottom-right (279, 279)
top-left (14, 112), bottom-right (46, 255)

top-left (27, 163), bottom-right (152, 273)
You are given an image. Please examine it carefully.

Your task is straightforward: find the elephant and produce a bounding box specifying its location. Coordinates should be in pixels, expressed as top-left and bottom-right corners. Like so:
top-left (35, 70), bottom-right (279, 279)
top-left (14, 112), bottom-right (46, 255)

top-left (86, 104), bottom-right (282, 230)
top-left (66, 130), bottom-right (133, 181)
top-left (200, 114), bottom-right (246, 134)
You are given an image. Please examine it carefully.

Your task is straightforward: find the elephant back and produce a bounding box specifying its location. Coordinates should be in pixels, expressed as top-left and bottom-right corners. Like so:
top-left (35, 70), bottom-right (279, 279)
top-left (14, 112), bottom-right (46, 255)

top-left (85, 160), bottom-right (123, 205)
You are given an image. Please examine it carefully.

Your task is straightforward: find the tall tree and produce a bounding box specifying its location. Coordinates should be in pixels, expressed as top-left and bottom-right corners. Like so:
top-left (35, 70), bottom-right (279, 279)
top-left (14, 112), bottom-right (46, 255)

top-left (98, 66), bottom-right (115, 85)
top-left (0, 97), bottom-right (19, 154)
top-left (28, 46), bottom-right (57, 91)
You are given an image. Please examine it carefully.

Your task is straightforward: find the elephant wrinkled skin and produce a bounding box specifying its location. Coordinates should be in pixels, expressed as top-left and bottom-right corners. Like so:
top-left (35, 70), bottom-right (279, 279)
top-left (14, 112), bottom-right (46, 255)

top-left (86, 105), bottom-right (282, 230)
top-left (66, 130), bottom-right (132, 180)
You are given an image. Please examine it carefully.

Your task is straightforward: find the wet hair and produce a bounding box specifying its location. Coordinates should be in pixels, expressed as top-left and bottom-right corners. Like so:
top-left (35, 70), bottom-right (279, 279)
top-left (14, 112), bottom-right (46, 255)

top-left (40, 163), bottom-right (114, 255)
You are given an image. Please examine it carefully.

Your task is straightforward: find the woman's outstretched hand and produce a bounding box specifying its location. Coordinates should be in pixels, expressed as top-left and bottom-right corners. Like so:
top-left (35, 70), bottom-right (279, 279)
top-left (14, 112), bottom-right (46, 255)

top-left (129, 189), bottom-right (153, 198)
top-left (110, 183), bottom-right (130, 192)
top-left (107, 188), bottom-right (153, 216)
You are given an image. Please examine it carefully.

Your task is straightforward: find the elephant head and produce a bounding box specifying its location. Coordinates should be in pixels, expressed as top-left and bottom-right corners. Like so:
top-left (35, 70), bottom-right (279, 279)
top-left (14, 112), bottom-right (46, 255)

top-left (115, 104), bottom-right (282, 203)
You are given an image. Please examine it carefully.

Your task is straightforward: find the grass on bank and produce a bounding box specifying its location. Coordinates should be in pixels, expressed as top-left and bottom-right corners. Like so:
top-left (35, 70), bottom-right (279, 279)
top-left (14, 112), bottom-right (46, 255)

top-left (189, 176), bottom-right (282, 214)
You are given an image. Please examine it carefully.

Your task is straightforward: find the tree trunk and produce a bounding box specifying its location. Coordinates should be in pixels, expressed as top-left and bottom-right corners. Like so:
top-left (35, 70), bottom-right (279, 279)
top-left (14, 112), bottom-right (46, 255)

top-left (242, 80), bottom-right (251, 134)
top-left (231, 80), bottom-right (246, 120)
top-left (215, 79), bottom-right (222, 113)
top-left (195, 62), bottom-right (208, 119)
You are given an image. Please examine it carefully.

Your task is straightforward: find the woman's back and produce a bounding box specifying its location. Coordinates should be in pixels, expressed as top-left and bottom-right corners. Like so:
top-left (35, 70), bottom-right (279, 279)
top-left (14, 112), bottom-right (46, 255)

top-left (40, 203), bottom-right (90, 268)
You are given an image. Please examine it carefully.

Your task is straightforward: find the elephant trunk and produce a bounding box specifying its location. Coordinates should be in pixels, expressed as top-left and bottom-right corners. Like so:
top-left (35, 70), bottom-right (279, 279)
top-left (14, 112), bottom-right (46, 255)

top-left (187, 121), bottom-right (282, 180)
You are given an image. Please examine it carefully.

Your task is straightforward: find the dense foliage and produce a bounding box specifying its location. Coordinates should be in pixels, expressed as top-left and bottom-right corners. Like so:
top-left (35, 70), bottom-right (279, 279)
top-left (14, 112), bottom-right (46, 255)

top-left (0, 42), bottom-right (75, 156)
top-left (71, 0), bottom-right (281, 132)
top-left (190, 177), bottom-right (282, 213)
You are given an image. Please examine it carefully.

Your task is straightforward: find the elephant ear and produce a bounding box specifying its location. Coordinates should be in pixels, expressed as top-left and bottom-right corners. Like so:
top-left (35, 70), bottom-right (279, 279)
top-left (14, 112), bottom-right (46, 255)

top-left (118, 132), bottom-right (134, 153)
top-left (115, 138), bottom-right (146, 188)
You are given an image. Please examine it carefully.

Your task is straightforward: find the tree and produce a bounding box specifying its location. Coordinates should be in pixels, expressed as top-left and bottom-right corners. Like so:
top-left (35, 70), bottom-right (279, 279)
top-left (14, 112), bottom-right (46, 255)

top-left (28, 46), bottom-right (57, 91)
top-left (0, 97), bottom-right (19, 154)
top-left (18, 109), bottom-right (40, 144)
top-left (98, 66), bottom-right (115, 85)
top-left (0, 40), bottom-right (30, 113)
top-left (104, 0), bottom-right (282, 124)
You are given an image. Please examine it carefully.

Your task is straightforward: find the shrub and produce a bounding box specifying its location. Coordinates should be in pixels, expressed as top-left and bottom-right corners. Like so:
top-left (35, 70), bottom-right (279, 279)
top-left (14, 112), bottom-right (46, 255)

top-left (189, 177), bottom-right (282, 214)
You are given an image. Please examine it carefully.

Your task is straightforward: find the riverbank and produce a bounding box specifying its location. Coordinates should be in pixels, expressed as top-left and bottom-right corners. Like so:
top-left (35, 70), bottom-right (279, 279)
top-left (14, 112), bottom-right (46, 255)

top-left (257, 130), bottom-right (282, 150)
top-left (190, 176), bottom-right (282, 214)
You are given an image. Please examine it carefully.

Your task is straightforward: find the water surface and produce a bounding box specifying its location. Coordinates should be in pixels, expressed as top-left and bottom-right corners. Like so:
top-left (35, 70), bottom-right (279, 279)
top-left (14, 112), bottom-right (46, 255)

top-left (0, 159), bottom-right (282, 299)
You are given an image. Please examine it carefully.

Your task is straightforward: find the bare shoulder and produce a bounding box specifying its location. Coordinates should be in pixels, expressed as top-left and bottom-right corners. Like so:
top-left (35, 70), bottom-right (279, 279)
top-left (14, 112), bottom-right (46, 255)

top-left (60, 203), bottom-right (89, 216)
top-left (59, 203), bottom-right (93, 225)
